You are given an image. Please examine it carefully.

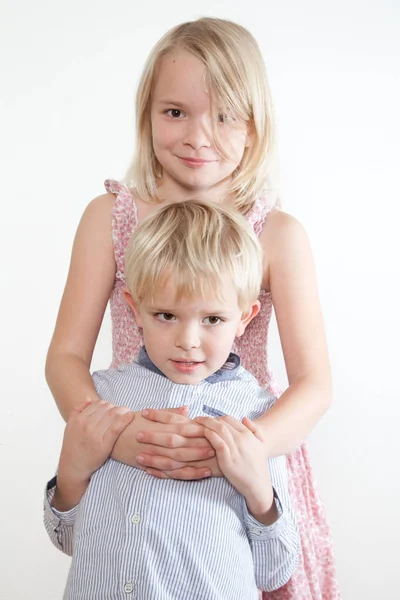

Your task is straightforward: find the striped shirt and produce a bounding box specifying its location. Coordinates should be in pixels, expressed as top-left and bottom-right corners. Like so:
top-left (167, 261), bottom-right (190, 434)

top-left (44, 350), bottom-right (299, 599)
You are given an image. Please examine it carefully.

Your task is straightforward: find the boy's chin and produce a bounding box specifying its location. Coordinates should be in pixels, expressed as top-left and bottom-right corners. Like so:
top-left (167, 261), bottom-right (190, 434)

top-left (167, 372), bottom-right (208, 385)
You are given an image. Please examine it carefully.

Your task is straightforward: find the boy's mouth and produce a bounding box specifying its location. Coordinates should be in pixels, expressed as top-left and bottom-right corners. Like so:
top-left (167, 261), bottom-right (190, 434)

top-left (170, 359), bottom-right (204, 373)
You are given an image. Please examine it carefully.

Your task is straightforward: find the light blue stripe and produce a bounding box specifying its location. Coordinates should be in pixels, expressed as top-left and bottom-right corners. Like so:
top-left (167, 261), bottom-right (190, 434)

top-left (44, 361), bottom-right (299, 599)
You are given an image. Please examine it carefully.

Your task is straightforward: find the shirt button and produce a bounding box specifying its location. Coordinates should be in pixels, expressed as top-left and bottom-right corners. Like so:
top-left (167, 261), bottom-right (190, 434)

top-left (131, 514), bottom-right (141, 525)
top-left (124, 582), bottom-right (134, 593)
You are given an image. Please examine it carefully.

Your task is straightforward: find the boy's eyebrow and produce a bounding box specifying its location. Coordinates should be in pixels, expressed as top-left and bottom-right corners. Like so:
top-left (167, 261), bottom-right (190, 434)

top-left (148, 304), bottom-right (232, 316)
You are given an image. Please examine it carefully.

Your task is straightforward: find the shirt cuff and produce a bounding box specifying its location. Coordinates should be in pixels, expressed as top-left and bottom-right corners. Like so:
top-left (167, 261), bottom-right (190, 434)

top-left (44, 475), bottom-right (79, 527)
top-left (243, 488), bottom-right (289, 541)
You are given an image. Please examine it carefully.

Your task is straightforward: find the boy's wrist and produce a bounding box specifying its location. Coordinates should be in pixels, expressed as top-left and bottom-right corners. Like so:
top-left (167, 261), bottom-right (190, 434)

top-left (51, 473), bottom-right (90, 512)
top-left (245, 486), bottom-right (280, 526)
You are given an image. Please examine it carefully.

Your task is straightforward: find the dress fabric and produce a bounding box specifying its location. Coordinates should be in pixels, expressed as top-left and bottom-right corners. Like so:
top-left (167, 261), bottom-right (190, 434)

top-left (104, 179), bottom-right (341, 600)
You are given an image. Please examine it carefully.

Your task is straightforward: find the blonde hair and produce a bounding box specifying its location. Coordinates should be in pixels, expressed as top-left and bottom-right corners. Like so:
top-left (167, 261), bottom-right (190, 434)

top-left (124, 17), bottom-right (278, 213)
top-left (125, 200), bottom-right (263, 311)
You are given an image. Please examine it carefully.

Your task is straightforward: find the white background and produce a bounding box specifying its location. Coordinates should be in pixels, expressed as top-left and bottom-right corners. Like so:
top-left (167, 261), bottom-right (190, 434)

top-left (1, 0), bottom-right (399, 598)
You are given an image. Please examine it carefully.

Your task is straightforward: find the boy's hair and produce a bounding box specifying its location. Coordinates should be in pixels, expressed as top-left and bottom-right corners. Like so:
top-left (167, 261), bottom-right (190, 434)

top-left (124, 17), bottom-right (278, 213)
top-left (124, 200), bottom-right (263, 311)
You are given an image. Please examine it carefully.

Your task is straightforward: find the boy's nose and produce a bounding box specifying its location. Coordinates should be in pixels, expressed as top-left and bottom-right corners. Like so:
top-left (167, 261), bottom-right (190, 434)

top-left (175, 325), bottom-right (201, 350)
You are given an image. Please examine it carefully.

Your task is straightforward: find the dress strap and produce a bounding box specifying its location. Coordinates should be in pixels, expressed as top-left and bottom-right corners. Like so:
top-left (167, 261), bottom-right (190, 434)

top-left (246, 191), bottom-right (273, 236)
top-left (105, 179), bottom-right (138, 280)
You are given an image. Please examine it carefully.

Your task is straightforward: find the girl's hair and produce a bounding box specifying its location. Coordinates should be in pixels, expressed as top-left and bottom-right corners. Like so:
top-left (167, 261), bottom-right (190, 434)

top-left (124, 200), bottom-right (263, 311)
top-left (124, 17), bottom-right (278, 213)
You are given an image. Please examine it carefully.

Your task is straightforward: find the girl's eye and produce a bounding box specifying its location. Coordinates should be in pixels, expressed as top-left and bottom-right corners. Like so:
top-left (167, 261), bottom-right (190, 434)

top-left (166, 109), bottom-right (185, 119)
top-left (156, 312), bottom-right (176, 322)
top-left (203, 316), bottom-right (221, 325)
top-left (218, 112), bottom-right (236, 124)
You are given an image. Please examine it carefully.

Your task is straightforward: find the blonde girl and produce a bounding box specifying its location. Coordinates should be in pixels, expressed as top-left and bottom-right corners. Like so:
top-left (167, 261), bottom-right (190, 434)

top-left (46, 17), bottom-right (340, 600)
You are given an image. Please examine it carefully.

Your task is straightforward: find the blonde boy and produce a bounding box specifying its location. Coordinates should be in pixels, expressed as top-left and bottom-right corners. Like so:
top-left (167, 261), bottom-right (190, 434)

top-left (44, 201), bottom-right (298, 599)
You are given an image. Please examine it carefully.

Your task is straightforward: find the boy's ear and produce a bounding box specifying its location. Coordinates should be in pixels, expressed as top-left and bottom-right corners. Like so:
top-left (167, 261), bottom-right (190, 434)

top-left (122, 288), bottom-right (143, 327)
top-left (235, 301), bottom-right (260, 337)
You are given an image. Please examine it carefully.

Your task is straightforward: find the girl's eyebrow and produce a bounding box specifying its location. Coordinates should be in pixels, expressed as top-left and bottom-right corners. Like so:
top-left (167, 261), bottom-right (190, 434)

top-left (156, 99), bottom-right (188, 108)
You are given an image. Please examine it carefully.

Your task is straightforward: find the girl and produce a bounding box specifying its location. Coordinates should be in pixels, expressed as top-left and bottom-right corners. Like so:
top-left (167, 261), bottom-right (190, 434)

top-left (46, 17), bottom-right (340, 600)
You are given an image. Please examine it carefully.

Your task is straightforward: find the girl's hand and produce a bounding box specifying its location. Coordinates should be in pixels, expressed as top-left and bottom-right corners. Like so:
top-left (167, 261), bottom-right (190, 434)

top-left (112, 407), bottom-right (218, 479)
top-left (195, 415), bottom-right (275, 515)
top-left (58, 398), bottom-right (135, 485)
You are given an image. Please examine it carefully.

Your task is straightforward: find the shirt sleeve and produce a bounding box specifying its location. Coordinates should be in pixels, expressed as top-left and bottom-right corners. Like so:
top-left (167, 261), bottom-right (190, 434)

top-left (43, 475), bottom-right (78, 557)
top-left (243, 455), bottom-right (300, 591)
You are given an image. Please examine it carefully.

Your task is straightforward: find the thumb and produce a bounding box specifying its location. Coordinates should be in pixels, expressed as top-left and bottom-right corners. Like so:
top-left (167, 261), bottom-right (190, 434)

top-left (242, 417), bottom-right (264, 441)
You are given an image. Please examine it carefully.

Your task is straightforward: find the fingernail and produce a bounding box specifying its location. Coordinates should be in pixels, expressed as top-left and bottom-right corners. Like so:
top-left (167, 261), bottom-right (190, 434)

top-left (204, 470), bottom-right (212, 477)
top-left (137, 433), bottom-right (144, 440)
top-left (136, 455), bottom-right (144, 463)
top-left (142, 410), bottom-right (149, 416)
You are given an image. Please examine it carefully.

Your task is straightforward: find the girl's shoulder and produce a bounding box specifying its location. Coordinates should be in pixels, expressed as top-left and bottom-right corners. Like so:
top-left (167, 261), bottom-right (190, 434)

top-left (260, 207), bottom-right (309, 251)
top-left (259, 208), bottom-right (311, 291)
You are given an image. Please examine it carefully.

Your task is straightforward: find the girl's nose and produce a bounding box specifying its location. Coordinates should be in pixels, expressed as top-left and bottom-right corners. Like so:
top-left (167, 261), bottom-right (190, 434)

top-left (182, 119), bottom-right (211, 150)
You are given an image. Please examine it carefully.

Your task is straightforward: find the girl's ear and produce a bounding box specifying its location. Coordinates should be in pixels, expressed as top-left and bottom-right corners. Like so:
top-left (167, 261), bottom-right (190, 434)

top-left (122, 288), bottom-right (143, 327)
top-left (235, 301), bottom-right (260, 337)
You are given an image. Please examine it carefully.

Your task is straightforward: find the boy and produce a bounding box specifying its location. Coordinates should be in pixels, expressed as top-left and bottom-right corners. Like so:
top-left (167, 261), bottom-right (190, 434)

top-left (44, 200), bottom-right (299, 599)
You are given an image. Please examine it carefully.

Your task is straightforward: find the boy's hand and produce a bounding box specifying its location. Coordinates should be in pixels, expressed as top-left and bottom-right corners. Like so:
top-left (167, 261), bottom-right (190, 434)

top-left (113, 407), bottom-right (218, 480)
top-left (195, 415), bottom-right (278, 524)
top-left (58, 398), bottom-right (135, 485)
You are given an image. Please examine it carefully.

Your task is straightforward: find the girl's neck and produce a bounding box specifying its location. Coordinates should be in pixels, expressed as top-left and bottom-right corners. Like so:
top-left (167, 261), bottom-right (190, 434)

top-left (156, 176), bottom-right (236, 208)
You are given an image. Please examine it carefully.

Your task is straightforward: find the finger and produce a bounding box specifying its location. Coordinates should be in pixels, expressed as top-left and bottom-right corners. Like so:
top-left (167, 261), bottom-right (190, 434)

top-left (70, 397), bottom-right (93, 418)
top-left (147, 467), bottom-right (212, 480)
top-left (141, 409), bottom-right (191, 425)
top-left (136, 438), bottom-right (215, 468)
top-left (145, 468), bottom-right (170, 479)
top-left (136, 428), bottom-right (208, 447)
top-left (103, 410), bottom-right (135, 445)
top-left (167, 406), bottom-right (189, 417)
top-left (217, 415), bottom-right (248, 433)
top-left (203, 429), bottom-right (231, 458)
top-left (100, 405), bottom-right (133, 430)
top-left (78, 400), bottom-right (110, 420)
top-left (83, 403), bottom-right (127, 436)
top-left (195, 418), bottom-right (236, 446)
top-left (195, 417), bottom-right (236, 438)
top-left (136, 454), bottom-right (186, 471)
top-left (242, 417), bottom-right (264, 441)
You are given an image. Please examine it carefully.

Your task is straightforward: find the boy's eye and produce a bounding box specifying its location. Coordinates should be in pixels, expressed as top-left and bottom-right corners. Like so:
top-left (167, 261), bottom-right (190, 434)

top-left (203, 316), bottom-right (221, 325)
top-left (166, 109), bottom-right (185, 119)
top-left (156, 312), bottom-right (176, 322)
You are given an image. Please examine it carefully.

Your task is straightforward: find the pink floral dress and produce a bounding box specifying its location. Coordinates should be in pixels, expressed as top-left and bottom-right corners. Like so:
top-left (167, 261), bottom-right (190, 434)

top-left (105, 179), bottom-right (341, 600)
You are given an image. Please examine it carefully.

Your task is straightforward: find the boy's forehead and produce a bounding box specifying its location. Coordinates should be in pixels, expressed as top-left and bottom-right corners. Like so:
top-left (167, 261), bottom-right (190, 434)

top-left (143, 277), bottom-right (240, 312)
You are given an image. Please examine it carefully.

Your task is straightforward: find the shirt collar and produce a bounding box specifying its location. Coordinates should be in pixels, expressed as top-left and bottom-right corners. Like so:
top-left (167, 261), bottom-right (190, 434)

top-left (136, 347), bottom-right (241, 383)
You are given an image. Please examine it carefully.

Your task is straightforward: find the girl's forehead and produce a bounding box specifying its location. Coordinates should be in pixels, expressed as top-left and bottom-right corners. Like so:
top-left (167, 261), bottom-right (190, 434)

top-left (153, 50), bottom-right (209, 99)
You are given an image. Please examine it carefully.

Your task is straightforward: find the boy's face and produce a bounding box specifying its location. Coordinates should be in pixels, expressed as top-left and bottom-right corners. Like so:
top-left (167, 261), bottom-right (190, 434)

top-left (124, 279), bottom-right (259, 384)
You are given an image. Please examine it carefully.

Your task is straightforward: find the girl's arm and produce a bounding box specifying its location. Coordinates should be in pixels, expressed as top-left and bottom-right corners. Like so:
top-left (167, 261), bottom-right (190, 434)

top-left (46, 194), bottom-right (213, 474)
top-left (45, 194), bottom-right (116, 421)
top-left (256, 209), bottom-right (332, 457)
top-left (131, 209), bottom-right (331, 474)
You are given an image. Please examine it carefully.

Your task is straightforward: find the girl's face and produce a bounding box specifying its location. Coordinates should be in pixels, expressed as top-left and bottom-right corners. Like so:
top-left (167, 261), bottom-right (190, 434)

top-left (150, 50), bottom-right (251, 202)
